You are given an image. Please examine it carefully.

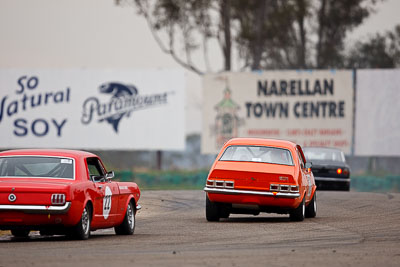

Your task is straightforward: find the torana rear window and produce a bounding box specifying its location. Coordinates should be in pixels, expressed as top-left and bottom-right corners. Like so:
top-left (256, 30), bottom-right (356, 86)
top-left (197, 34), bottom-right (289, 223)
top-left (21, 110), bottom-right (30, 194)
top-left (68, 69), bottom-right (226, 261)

top-left (220, 145), bottom-right (294, 166)
top-left (0, 156), bottom-right (75, 179)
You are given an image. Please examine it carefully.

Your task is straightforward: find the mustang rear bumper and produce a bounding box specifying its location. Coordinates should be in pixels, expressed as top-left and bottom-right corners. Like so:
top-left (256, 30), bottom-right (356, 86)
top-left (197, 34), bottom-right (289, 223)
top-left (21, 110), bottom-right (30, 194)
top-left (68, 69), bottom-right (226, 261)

top-left (0, 202), bottom-right (71, 214)
top-left (204, 187), bottom-right (300, 198)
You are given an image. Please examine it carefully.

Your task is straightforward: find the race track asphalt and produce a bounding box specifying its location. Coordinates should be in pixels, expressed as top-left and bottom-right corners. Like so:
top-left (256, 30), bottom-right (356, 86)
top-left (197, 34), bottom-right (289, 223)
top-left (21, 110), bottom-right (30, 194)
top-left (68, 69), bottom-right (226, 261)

top-left (0, 190), bottom-right (399, 267)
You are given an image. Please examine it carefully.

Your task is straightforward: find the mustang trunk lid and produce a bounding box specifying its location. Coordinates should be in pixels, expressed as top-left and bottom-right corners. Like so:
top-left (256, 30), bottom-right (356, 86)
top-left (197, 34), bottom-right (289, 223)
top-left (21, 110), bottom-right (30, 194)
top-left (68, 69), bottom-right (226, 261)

top-left (0, 179), bottom-right (72, 205)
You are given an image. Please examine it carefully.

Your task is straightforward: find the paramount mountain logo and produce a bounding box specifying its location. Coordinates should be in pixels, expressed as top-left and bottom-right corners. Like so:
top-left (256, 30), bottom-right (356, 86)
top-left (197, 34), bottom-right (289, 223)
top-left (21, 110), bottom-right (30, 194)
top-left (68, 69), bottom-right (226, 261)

top-left (81, 82), bottom-right (169, 133)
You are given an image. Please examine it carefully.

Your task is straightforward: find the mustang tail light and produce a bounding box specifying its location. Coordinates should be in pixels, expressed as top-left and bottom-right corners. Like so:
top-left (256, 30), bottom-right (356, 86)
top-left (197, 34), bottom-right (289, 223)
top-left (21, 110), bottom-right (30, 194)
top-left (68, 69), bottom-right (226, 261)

top-left (51, 194), bottom-right (66, 205)
top-left (270, 184), bottom-right (299, 193)
top-left (206, 179), bottom-right (234, 189)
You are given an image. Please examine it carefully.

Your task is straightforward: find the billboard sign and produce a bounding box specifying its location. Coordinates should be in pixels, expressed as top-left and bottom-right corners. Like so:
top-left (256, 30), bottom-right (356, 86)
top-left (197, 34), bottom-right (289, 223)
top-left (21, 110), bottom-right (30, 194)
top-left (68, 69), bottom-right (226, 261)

top-left (355, 69), bottom-right (400, 156)
top-left (0, 69), bottom-right (184, 150)
top-left (202, 70), bottom-right (354, 154)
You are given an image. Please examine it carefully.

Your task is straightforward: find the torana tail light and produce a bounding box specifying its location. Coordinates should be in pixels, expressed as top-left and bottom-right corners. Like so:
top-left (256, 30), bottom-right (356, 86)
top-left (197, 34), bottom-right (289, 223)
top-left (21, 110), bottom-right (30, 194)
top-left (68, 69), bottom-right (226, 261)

top-left (51, 194), bottom-right (66, 205)
top-left (290, 185), bottom-right (299, 192)
top-left (206, 179), bottom-right (234, 189)
top-left (206, 180), bottom-right (215, 187)
top-left (270, 184), bottom-right (279, 191)
top-left (270, 184), bottom-right (299, 193)
top-left (280, 185), bottom-right (289, 192)
top-left (337, 168), bottom-right (343, 175)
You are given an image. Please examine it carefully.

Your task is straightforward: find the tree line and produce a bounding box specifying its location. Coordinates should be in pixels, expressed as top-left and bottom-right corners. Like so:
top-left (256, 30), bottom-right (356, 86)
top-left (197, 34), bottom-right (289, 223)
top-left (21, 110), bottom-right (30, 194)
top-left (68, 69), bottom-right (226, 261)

top-left (115, 0), bottom-right (400, 74)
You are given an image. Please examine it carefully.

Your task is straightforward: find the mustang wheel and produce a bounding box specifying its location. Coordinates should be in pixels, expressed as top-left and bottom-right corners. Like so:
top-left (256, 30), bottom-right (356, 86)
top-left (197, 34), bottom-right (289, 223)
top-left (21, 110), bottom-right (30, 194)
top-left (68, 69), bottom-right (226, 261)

top-left (70, 204), bottom-right (91, 240)
top-left (290, 196), bottom-right (305, 221)
top-left (11, 229), bottom-right (30, 238)
top-left (305, 192), bottom-right (317, 218)
top-left (115, 201), bottom-right (136, 235)
top-left (206, 195), bottom-right (220, 222)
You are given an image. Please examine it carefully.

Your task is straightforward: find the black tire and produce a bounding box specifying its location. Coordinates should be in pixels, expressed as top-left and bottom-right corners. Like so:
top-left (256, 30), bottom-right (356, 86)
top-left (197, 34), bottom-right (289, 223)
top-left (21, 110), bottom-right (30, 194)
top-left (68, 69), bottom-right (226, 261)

top-left (11, 229), bottom-right (30, 238)
top-left (342, 184), bottom-right (350, 191)
top-left (206, 195), bottom-right (220, 222)
top-left (290, 195), bottom-right (305, 222)
top-left (305, 192), bottom-right (317, 218)
top-left (219, 206), bottom-right (230, 219)
top-left (115, 201), bottom-right (135, 235)
top-left (39, 230), bottom-right (54, 236)
top-left (70, 204), bottom-right (91, 240)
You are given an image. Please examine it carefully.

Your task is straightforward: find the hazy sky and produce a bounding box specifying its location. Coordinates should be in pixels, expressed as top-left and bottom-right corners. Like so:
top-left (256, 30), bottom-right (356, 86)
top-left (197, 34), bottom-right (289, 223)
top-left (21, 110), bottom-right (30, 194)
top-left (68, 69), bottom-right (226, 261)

top-left (1, 0), bottom-right (399, 134)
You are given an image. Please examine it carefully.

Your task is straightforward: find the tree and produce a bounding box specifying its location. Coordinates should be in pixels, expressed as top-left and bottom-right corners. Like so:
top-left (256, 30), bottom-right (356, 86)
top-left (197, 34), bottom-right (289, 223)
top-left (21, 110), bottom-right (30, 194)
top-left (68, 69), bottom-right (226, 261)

top-left (234, 0), bottom-right (380, 69)
top-left (116, 0), bottom-right (384, 73)
top-left (115, 0), bottom-right (234, 74)
top-left (315, 0), bottom-right (376, 68)
top-left (233, 0), bottom-right (311, 70)
top-left (346, 25), bottom-right (400, 68)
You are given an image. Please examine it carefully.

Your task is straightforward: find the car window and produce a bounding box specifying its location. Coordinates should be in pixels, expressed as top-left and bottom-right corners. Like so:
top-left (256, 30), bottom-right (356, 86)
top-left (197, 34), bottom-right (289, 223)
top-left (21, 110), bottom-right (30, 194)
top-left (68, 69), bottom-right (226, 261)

top-left (0, 156), bottom-right (74, 179)
top-left (219, 145), bottom-right (294, 166)
top-left (86, 157), bottom-right (105, 181)
top-left (303, 147), bottom-right (345, 162)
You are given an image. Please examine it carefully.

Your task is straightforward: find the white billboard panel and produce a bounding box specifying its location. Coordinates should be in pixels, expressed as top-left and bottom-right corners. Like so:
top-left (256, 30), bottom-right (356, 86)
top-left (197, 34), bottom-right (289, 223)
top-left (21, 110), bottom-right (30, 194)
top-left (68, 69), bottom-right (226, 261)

top-left (355, 69), bottom-right (400, 156)
top-left (0, 69), bottom-right (184, 150)
top-left (202, 70), bottom-right (354, 154)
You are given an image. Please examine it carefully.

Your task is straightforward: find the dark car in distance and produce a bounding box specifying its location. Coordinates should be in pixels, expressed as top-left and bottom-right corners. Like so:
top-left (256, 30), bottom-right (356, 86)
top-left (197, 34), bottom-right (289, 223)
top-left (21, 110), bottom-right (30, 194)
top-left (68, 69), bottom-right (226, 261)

top-left (303, 147), bottom-right (350, 191)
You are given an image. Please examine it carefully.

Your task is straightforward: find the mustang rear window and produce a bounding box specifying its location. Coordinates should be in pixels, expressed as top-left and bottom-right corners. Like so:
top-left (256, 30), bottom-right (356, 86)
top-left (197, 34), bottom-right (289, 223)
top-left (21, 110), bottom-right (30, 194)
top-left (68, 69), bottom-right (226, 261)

top-left (0, 156), bottom-right (74, 179)
top-left (219, 145), bottom-right (294, 166)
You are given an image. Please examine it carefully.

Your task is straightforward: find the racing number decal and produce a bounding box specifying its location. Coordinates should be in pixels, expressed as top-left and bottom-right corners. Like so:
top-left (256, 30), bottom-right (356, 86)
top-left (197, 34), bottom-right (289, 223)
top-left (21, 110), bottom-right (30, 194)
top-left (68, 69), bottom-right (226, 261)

top-left (104, 196), bottom-right (111, 210)
top-left (103, 186), bottom-right (112, 219)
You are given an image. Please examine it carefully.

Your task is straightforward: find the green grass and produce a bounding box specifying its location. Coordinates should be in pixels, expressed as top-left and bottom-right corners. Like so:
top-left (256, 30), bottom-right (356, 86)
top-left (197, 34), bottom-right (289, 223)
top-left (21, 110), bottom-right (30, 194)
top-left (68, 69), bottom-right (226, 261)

top-left (351, 175), bottom-right (400, 192)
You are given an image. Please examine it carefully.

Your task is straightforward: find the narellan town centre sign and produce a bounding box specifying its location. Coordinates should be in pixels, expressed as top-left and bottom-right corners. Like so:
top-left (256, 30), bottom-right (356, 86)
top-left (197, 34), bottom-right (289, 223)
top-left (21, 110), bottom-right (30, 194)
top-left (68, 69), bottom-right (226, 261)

top-left (202, 70), bottom-right (353, 154)
top-left (249, 78), bottom-right (344, 119)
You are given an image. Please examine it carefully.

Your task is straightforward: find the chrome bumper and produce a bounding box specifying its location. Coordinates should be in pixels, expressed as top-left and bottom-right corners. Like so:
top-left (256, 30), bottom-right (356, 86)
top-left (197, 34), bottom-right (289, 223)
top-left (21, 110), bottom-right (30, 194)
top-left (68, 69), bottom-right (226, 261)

top-left (0, 202), bottom-right (71, 214)
top-left (315, 177), bottom-right (350, 182)
top-left (136, 204), bottom-right (142, 211)
top-left (204, 187), bottom-right (300, 198)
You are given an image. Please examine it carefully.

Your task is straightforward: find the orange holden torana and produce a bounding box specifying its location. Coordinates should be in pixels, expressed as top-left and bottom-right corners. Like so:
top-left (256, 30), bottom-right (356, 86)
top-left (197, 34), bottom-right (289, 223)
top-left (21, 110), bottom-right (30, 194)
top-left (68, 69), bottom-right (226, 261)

top-left (204, 138), bottom-right (317, 222)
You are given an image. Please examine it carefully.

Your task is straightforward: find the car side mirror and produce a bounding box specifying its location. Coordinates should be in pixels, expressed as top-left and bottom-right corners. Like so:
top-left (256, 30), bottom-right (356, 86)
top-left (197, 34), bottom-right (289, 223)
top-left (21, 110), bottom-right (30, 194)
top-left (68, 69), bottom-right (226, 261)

top-left (105, 171), bottom-right (115, 180)
top-left (305, 162), bottom-right (312, 169)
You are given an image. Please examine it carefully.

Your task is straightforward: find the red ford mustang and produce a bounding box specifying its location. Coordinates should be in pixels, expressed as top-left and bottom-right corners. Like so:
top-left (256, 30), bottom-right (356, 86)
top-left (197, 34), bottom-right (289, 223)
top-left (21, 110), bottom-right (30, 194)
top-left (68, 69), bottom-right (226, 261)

top-left (204, 138), bottom-right (317, 221)
top-left (0, 149), bottom-right (141, 239)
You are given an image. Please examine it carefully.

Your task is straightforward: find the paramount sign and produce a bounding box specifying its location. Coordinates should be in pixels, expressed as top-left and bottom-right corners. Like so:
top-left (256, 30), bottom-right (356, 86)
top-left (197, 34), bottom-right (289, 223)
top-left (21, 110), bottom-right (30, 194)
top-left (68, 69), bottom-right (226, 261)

top-left (81, 82), bottom-right (170, 133)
